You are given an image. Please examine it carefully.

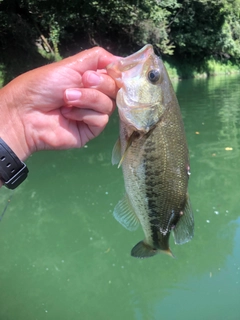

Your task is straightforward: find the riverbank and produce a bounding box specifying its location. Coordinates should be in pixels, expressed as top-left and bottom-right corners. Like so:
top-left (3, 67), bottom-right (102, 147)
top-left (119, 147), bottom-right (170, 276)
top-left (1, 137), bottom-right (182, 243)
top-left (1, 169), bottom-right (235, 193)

top-left (0, 51), bottom-right (239, 87)
top-left (164, 56), bottom-right (240, 80)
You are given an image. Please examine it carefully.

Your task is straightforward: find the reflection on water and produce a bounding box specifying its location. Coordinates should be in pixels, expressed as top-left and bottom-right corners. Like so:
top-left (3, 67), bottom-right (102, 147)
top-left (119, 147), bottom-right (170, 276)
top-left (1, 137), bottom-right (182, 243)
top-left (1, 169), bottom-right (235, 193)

top-left (0, 74), bottom-right (240, 320)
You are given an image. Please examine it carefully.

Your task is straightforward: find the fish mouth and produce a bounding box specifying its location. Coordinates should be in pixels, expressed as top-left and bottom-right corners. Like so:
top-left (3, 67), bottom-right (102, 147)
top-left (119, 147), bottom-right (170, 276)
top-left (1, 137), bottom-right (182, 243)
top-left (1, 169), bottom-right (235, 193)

top-left (106, 44), bottom-right (154, 89)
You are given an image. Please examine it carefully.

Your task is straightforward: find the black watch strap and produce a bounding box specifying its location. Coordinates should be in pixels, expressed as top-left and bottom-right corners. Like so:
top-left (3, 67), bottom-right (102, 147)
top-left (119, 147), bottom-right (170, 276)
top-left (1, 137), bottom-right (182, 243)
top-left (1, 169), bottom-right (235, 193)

top-left (0, 138), bottom-right (29, 189)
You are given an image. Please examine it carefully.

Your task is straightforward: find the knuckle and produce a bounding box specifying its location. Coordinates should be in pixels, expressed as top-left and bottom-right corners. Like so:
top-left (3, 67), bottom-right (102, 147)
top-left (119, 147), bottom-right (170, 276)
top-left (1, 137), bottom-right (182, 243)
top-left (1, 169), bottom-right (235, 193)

top-left (88, 89), bottom-right (99, 103)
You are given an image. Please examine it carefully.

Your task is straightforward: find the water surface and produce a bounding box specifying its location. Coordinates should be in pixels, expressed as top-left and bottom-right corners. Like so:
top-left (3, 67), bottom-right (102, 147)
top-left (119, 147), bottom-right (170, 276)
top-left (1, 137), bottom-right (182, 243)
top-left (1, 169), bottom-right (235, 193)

top-left (0, 74), bottom-right (240, 320)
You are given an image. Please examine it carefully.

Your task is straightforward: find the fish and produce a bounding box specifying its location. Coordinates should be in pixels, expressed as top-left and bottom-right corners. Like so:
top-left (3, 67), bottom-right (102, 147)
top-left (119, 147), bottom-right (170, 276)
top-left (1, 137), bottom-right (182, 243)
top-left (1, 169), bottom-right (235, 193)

top-left (107, 44), bottom-right (194, 258)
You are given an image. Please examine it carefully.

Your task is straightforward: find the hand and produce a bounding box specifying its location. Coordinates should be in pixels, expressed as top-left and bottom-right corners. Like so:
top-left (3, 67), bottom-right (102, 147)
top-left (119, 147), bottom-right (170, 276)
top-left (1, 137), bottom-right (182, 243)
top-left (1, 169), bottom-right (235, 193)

top-left (0, 47), bottom-right (118, 161)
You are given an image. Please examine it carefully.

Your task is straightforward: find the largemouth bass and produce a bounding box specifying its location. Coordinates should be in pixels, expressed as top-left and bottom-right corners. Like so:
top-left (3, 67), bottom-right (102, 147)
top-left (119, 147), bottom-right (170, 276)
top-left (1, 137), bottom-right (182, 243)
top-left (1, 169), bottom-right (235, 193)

top-left (107, 44), bottom-right (194, 258)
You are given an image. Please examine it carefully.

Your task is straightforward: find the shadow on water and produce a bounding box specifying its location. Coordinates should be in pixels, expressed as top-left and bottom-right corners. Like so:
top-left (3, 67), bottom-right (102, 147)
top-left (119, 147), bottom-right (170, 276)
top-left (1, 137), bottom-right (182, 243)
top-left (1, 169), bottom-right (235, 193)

top-left (0, 75), bottom-right (240, 319)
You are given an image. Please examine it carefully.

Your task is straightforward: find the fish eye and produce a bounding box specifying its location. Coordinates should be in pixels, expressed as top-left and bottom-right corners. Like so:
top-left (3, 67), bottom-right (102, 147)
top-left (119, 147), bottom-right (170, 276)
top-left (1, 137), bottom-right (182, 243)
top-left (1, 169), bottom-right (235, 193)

top-left (148, 69), bottom-right (161, 83)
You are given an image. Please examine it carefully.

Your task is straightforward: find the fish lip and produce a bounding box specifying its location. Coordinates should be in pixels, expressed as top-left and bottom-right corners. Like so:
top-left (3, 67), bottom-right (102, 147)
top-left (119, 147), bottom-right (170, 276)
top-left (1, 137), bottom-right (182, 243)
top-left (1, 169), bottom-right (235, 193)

top-left (106, 61), bottom-right (123, 88)
top-left (106, 44), bottom-right (154, 88)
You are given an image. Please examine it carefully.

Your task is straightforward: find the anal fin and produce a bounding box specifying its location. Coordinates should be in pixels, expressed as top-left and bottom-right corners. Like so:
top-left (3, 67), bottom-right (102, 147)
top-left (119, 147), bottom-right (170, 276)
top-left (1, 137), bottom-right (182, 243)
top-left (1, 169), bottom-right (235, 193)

top-left (173, 195), bottom-right (194, 245)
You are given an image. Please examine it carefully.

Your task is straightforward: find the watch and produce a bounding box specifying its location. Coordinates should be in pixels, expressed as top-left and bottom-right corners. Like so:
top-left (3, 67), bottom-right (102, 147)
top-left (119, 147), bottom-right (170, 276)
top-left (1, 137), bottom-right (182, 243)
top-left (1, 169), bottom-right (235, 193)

top-left (0, 138), bottom-right (29, 189)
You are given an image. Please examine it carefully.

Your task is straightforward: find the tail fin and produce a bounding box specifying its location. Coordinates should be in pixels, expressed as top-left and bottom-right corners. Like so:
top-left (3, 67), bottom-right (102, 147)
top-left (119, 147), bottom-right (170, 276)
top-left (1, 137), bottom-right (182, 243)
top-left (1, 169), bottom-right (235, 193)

top-left (131, 241), bottom-right (174, 259)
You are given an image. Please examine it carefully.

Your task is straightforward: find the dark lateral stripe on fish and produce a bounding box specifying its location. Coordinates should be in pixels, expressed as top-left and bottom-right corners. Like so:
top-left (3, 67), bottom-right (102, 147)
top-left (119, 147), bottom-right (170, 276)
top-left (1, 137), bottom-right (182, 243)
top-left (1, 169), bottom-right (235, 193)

top-left (150, 224), bottom-right (171, 251)
top-left (145, 185), bottom-right (165, 249)
top-left (147, 200), bottom-right (158, 212)
top-left (150, 225), bottom-right (161, 249)
top-left (143, 136), bottom-right (172, 250)
top-left (144, 179), bottom-right (164, 188)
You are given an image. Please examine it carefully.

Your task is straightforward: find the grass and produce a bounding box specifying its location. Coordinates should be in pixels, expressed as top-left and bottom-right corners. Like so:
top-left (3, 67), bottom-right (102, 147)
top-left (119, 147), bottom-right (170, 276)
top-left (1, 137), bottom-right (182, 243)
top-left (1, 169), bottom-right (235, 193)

top-left (164, 56), bottom-right (240, 80)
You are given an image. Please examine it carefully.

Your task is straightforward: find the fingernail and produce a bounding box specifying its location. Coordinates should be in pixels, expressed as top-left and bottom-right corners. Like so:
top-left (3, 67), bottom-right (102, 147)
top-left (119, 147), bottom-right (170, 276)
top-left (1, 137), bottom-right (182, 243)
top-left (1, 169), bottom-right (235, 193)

top-left (87, 72), bottom-right (101, 86)
top-left (65, 89), bottom-right (82, 101)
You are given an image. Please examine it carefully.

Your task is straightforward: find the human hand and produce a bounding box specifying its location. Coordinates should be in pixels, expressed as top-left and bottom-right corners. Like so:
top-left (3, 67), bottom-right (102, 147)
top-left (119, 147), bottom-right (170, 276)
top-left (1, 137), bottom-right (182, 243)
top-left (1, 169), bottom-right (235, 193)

top-left (0, 47), bottom-right (118, 161)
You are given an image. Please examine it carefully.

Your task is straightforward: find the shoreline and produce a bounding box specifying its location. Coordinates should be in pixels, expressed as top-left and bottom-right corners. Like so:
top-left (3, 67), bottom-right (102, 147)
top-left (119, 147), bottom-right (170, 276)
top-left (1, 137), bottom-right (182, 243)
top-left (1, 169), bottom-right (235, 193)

top-left (0, 55), bottom-right (240, 87)
top-left (164, 58), bottom-right (240, 81)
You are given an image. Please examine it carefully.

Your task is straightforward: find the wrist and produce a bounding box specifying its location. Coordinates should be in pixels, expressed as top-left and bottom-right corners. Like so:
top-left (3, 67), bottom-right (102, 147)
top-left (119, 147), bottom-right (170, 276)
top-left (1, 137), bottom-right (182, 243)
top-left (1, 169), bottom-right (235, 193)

top-left (0, 82), bottom-right (31, 161)
top-left (0, 130), bottom-right (30, 162)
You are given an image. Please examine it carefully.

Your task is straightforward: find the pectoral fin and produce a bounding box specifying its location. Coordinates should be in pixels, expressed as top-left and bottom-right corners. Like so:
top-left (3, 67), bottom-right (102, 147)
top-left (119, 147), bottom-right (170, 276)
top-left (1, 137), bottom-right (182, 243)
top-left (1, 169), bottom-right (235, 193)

top-left (173, 195), bottom-right (194, 244)
top-left (113, 193), bottom-right (140, 231)
top-left (112, 131), bottom-right (139, 168)
top-left (112, 137), bottom-right (121, 165)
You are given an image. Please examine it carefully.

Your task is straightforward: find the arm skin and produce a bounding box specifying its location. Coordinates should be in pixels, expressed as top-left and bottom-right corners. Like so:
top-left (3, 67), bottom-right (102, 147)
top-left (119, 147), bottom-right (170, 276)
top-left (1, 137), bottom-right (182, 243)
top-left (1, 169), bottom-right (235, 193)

top-left (0, 47), bottom-right (119, 188)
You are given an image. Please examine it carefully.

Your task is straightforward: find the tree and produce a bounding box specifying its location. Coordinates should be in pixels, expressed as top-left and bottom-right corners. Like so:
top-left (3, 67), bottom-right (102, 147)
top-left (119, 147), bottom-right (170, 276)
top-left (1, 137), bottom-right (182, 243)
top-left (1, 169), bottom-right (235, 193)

top-left (170, 0), bottom-right (240, 60)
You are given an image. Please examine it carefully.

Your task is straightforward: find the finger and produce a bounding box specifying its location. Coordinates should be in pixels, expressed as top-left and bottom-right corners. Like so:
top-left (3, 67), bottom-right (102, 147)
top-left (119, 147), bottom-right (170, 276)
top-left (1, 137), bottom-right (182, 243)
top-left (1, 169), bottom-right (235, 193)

top-left (61, 108), bottom-right (109, 128)
top-left (82, 71), bottom-right (118, 99)
top-left (77, 121), bottom-right (108, 147)
top-left (63, 88), bottom-right (116, 115)
top-left (60, 47), bottom-right (120, 74)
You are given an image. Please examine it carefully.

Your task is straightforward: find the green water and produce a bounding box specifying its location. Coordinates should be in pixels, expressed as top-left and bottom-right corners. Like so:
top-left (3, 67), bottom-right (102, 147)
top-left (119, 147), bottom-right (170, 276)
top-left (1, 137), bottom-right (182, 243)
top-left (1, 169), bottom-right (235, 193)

top-left (1, 74), bottom-right (240, 320)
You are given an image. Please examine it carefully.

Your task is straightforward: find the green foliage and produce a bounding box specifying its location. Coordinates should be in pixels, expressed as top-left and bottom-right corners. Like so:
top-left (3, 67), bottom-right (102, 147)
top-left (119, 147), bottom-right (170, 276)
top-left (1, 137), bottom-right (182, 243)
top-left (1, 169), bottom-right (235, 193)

top-left (0, 0), bottom-right (239, 83)
top-left (170, 0), bottom-right (240, 60)
top-left (165, 56), bottom-right (240, 79)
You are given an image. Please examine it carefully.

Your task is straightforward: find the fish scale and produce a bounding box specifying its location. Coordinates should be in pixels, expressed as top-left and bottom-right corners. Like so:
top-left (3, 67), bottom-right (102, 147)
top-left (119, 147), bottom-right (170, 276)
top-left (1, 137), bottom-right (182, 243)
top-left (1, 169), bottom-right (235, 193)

top-left (123, 119), bottom-right (187, 250)
top-left (107, 44), bottom-right (194, 258)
